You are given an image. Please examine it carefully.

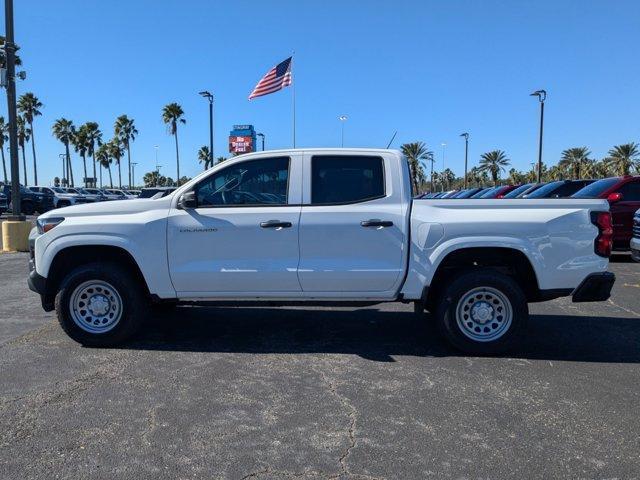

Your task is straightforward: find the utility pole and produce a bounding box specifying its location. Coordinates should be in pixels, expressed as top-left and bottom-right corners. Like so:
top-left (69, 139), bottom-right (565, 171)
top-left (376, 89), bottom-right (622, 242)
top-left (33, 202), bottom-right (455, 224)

top-left (4, 0), bottom-right (22, 218)
top-left (530, 90), bottom-right (546, 183)
top-left (460, 133), bottom-right (469, 189)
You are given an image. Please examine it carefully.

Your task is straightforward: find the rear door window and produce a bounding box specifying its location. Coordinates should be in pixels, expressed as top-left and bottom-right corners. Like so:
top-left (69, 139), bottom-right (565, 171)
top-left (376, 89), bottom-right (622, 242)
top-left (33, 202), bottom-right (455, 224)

top-left (618, 181), bottom-right (640, 201)
top-left (311, 155), bottom-right (385, 205)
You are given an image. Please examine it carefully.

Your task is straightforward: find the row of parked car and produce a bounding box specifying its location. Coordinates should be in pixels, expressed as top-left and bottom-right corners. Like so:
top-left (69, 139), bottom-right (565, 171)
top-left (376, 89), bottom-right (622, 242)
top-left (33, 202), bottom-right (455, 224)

top-left (420, 175), bottom-right (640, 255)
top-left (0, 184), bottom-right (176, 216)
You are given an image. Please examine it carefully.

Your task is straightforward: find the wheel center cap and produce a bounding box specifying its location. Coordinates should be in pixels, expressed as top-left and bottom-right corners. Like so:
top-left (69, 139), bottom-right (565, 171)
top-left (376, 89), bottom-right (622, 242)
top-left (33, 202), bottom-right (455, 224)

top-left (471, 302), bottom-right (493, 323)
top-left (88, 295), bottom-right (109, 316)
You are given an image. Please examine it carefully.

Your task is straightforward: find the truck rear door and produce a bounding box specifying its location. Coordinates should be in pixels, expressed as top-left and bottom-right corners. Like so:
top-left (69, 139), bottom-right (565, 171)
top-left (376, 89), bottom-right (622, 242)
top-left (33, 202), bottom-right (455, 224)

top-left (297, 152), bottom-right (408, 296)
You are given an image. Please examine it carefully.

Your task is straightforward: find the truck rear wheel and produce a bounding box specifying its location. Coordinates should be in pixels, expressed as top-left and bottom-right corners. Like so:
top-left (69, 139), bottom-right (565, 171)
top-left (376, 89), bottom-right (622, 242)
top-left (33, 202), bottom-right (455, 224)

top-left (434, 269), bottom-right (528, 354)
top-left (55, 262), bottom-right (148, 346)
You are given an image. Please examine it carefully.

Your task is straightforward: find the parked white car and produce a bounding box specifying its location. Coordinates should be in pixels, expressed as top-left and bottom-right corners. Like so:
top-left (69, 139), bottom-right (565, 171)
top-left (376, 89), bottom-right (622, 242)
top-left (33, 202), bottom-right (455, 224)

top-left (28, 149), bottom-right (615, 353)
top-left (631, 208), bottom-right (640, 262)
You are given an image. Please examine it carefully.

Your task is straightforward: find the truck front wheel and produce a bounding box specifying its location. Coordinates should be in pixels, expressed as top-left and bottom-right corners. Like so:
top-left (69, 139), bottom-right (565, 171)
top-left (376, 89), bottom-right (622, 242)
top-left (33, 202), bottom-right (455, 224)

top-left (435, 269), bottom-right (528, 354)
top-left (55, 262), bottom-right (148, 346)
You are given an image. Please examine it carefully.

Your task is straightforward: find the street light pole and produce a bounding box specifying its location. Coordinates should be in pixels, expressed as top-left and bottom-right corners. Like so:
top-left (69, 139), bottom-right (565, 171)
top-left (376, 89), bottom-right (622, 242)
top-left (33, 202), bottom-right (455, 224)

top-left (131, 162), bottom-right (137, 188)
top-left (440, 143), bottom-right (447, 191)
top-left (154, 145), bottom-right (160, 187)
top-left (530, 89), bottom-right (546, 183)
top-left (4, 0), bottom-right (22, 218)
top-left (58, 154), bottom-right (66, 184)
top-left (199, 91), bottom-right (214, 168)
top-left (257, 133), bottom-right (265, 151)
top-left (338, 115), bottom-right (348, 147)
top-left (460, 133), bottom-right (469, 189)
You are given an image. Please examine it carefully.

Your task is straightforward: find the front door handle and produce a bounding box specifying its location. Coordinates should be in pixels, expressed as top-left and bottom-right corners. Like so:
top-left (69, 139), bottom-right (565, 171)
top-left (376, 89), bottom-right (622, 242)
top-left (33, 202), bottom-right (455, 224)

top-left (360, 219), bottom-right (393, 228)
top-left (260, 220), bottom-right (292, 229)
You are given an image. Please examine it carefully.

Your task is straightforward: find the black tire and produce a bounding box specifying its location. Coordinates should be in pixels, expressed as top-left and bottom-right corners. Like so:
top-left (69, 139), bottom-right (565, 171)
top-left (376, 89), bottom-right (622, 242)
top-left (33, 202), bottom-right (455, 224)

top-left (434, 269), bottom-right (528, 355)
top-left (21, 201), bottom-right (35, 215)
top-left (55, 262), bottom-right (148, 347)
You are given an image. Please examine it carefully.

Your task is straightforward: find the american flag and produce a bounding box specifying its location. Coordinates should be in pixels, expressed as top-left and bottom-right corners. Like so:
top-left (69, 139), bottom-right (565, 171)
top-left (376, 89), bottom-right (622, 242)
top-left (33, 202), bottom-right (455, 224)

top-left (248, 57), bottom-right (293, 100)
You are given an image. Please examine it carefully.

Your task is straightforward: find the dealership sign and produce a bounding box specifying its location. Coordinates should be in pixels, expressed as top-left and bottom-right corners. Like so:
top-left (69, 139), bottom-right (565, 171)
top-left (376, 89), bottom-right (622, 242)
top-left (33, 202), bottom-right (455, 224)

top-left (229, 135), bottom-right (254, 153)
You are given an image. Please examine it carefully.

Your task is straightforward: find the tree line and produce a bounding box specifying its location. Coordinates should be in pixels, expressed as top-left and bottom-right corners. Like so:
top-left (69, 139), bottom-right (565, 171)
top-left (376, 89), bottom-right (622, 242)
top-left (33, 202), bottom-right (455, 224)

top-left (401, 141), bottom-right (640, 193)
top-left (0, 93), bottom-right (218, 189)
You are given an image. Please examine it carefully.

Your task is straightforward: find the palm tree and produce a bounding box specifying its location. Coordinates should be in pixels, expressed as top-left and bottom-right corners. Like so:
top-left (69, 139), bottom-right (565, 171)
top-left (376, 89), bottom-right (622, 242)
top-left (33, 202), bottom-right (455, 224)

top-left (16, 116), bottom-right (31, 185)
top-left (52, 118), bottom-right (76, 187)
top-left (0, 116), bottom-right (8, 183)
top-left (401, 142), bottom-right (432, 194)
top-left (95, 143), bottom-right (112, 188)
top-left (478, 150), bottom-right (510, 186)
top-left (559, 147), bottom-right (591, 179)
top-left (107, 138), bottom-right (124, 188)
top-left (17, 93), bottom-right (43, 185)
top-left (198, 146), bottom-right (211, 170)
top-left (81, 122), bottom-right (102, 187)
top-left (216, 156), bottom-right (227, 164)
top-left (162, 103), bottom-right (186, 185)
top-left (606, 143), bottom-right (640, 176)
top-left (114, 115), bottom-right (138, 187)
top-left (71, 126), bottom-right (90, 187)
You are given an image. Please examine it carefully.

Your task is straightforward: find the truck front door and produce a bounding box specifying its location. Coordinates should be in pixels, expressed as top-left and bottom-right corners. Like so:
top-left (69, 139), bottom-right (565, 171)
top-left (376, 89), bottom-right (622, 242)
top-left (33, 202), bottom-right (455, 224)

top-left (167, 155), bottom-right (303, 296)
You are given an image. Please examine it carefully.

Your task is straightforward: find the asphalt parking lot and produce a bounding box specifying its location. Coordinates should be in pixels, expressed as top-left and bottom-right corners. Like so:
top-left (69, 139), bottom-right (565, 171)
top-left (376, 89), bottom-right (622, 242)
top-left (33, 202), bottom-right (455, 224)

top-left (1, 252), bottom-right (639, 479)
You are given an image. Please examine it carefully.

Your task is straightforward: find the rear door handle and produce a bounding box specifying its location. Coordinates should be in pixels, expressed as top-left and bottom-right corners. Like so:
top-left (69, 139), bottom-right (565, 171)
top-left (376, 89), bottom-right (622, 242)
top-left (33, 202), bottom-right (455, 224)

top-left (260, 220), bottom-right (292, 229)
top-left (360, 219), bottom-right (393, 228)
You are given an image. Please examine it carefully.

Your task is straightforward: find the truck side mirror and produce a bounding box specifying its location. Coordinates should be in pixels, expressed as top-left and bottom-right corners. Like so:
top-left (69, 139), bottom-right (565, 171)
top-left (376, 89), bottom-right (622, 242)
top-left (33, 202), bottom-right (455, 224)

top-left (178, 191), bottom-right (197, 209)
top-left (607, 192), bottom-right (623, 203)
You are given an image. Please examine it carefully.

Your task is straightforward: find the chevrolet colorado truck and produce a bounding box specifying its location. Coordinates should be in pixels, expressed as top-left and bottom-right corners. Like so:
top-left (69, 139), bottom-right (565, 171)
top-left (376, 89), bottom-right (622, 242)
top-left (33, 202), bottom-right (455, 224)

top-left (28, 149), bottom-right (615, 354)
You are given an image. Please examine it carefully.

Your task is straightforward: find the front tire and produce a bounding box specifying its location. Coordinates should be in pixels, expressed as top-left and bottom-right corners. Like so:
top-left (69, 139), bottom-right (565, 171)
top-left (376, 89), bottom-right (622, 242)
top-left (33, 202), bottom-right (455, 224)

top-left (55, 262), bottom-right (148, 346)
top-left (21, 201), bottom-right (35, 215)
top-left (434, 269), bottom-right (528, 355)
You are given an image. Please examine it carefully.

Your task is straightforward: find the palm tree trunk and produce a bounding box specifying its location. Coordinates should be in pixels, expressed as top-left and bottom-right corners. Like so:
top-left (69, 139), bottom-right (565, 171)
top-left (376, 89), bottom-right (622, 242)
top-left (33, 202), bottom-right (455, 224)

top-left (29, 122), bottom-right (38, 185)
top-left (174, 127), bottom-right (180, 186)
top-left (66, 143), bottom-right (74, 187)
top-left (99, 161), bottom-right (103, 188)
top-left (126, 144), bottom-right (131, 188)
top-left (82, 153), bottom-right (88, 187)
top-left (108, 164), bottom-right (113, 188)
top-left (117, 157), bottom-right (122, 188)
top-left (21, 145), bottom-right (28, 185)
top-left (1, 146), bottom-right (7, 183)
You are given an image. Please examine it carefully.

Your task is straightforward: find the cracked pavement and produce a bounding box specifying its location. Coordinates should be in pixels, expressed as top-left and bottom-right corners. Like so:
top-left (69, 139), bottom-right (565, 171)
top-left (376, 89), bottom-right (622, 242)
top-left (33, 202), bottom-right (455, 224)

top-left (1, 252), bottom-right (640, 479)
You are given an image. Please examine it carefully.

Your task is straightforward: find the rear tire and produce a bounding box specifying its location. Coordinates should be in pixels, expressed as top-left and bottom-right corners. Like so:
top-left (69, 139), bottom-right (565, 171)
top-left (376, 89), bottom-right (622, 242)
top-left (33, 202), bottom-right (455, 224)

top-left (55, 262), bottom-right (148, 346)
top-left (434, 269), bottom-right (528, 355)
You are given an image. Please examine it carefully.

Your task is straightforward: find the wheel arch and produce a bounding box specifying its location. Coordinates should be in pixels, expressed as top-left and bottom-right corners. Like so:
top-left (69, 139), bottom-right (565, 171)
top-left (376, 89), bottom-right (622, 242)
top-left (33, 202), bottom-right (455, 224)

top-left (44, 244), bottom-right (151, 303)
top-left (424, 246), bottom-right (543, 311)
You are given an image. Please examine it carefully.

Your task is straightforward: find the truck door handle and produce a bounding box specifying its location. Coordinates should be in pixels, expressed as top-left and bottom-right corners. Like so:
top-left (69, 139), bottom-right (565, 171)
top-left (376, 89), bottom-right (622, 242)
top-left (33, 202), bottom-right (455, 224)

top-left (360, 219), bottom-right (393, 228)
top-left (260, 220), bottom-right (292, 229)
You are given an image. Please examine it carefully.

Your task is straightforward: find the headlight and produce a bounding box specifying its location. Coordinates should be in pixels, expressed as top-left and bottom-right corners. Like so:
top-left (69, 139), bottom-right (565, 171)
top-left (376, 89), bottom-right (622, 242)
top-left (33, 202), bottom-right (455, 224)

top-left (36, 217), bottom-right (65, 234)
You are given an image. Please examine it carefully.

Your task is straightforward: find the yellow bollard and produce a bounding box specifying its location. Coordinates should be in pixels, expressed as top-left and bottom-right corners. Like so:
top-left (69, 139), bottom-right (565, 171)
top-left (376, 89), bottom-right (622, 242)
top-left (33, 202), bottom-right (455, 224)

top-left (1, 220), bottom-right (32, 252)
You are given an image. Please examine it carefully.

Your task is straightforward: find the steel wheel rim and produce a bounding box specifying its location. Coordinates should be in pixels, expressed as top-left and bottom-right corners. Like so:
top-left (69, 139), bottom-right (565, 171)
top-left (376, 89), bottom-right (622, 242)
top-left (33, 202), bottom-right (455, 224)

top-left (69, 280), bottom-right (123, 334)
top-left (455, 286), bottom-right (513, 342)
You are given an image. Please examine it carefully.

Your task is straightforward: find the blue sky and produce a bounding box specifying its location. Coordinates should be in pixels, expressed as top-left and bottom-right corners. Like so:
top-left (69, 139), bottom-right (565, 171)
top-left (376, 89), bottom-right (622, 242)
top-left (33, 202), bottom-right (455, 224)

top-left (3, 0), bottom-right (640, 185)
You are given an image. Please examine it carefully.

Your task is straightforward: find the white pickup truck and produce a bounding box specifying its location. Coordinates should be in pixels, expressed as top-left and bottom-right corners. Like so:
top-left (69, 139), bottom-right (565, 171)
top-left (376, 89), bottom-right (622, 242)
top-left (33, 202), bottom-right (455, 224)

top-left (28, 148), bottom-right (615, 353)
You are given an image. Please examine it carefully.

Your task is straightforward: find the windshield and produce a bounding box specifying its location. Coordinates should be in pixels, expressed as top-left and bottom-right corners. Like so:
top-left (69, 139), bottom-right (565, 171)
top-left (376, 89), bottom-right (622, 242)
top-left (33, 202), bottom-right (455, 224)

top-left (523, 181), bottom-right (563, 198)
top-left (503, 183), bottom-right (532, 198)
top-left (479, 187), bottom-right (501, 198)
top-left (571, 177), bottom-right (620, 198)
top-left (470, 188), bottom-right (491, 198)
top-left (52, 187), bottom-right (66, 193)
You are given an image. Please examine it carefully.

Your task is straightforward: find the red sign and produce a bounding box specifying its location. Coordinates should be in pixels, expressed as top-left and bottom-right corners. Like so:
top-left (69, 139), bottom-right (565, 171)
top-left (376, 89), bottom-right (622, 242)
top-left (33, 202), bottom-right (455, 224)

top-left (229, 135), bottom-right (254, 153)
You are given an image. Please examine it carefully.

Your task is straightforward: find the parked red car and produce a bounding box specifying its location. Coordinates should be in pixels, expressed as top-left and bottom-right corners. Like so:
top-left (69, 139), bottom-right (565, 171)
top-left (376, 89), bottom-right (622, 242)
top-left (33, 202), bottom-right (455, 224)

top-left (572, 176), bottom-right (640, 250)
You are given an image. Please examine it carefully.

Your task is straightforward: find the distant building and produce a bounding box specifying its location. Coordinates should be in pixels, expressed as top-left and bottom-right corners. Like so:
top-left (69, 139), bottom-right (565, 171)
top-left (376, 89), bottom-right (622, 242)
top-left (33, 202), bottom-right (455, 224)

top-left (229, 125), bottom-right (257, 154)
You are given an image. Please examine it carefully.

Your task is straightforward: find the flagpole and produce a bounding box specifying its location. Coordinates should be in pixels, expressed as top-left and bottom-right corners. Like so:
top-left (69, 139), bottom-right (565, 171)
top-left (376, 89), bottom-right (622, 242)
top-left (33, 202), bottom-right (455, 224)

top-left (292, 53), bottom-right (296, 148)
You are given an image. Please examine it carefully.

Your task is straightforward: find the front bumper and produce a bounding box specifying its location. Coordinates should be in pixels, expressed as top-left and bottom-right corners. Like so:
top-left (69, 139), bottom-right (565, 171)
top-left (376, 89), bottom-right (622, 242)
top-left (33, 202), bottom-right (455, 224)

top-left (631, 237), bottom-right (640, 262)
top-left (27, 229), bottom-right (55, 311)
top-left (572, 272), bottom-right (616, 302)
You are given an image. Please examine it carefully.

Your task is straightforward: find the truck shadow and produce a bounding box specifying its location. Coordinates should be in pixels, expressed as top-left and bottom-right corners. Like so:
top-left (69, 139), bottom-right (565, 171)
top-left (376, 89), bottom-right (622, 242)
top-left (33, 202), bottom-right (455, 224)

top-left (125, 307), bottom-right (640, 364)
